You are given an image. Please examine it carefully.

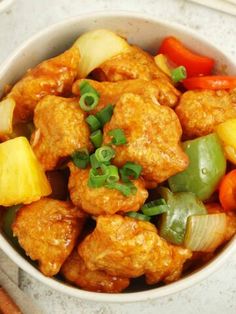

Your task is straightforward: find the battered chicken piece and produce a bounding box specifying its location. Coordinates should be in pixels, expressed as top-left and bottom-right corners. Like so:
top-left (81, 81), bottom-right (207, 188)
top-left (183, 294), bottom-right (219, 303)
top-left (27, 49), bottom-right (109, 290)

top-left (61, 250), bottom-right (130, 293)
top-left (78, 215), bottom-right (192, 284)
top-left (103, 93), bottom-right (189, 183)
top-left (7, 46), bottom-right (80, 123)
top-left (175, 89), bottom-right (236, 139)
top-left (12, 198), bottom-right (86, 276)
top-left (68, 163), bottom-right (148, 215)
top-left (72, 78), bottom-right (181, 112)
top-left (31, 96), bottom-right (92, 170)
top-left (93, 45), bottom-right (168, 82)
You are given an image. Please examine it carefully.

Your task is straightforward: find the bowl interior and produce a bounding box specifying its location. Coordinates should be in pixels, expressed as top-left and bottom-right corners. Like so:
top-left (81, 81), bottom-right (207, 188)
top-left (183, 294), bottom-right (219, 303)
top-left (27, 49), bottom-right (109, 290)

top-left (0, 11), bottom-right (236, 302)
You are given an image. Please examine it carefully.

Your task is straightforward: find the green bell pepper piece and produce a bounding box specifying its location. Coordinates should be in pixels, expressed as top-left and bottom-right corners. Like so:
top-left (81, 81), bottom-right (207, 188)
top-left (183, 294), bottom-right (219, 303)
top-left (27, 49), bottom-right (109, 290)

top-left (158, 187), bottom-right (207, 245)
top-left (168, 133), bottom-right (226, 201)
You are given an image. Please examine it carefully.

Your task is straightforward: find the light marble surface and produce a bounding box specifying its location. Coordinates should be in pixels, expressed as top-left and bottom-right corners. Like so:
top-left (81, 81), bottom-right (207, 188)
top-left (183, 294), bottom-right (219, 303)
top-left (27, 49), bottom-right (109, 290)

top-left (0, 0), bottom-right (236, 313)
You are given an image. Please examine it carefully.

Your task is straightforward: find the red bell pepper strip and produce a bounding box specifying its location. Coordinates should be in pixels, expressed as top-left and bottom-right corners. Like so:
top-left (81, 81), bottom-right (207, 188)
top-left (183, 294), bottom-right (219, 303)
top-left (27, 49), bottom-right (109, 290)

top-left (183, 76), bottom-right (236, 90)
top-left (219, 169), bottom-right (236, 211)
top-left (159, 36), bottom-right (215, 77)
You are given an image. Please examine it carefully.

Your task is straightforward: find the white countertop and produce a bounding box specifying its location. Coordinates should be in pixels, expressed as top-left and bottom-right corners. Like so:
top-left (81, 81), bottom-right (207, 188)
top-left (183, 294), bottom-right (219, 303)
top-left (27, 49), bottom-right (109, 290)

top-left (0, 0), bottom-right (236, 313)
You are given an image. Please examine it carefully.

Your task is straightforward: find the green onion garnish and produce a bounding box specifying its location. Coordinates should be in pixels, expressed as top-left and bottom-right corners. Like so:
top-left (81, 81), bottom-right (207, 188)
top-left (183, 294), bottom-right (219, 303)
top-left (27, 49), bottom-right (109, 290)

top-left (96, 104), bottom-right (114, 126)
top-left (141, 199), bottom-right (169, 216)
top-left (126, 211), bottom-right (151, 221)
top-left (90, 130), bottom-right (103, 148)
top-left (105, 181), bottom-right (137, 196)
top-left (86, 115), bottom-right (101, 132)
top-left (90, 153), bottom-right (110, 169)
top-left (71, 148), bottom-right (90, 169)
top-left (80, 80), bottom-right (100, 97)
top-left (79, 92), bottom-right (99, 112)
top-left (171, 66), bottom-right (187, 83)
top-left (88, 165), bottom-right (109, 188)
top-left (95, 146), bottom-right (115, 163)
top-left (106, 165), bottom-right (119, 184)
top-left (109, 128), bottom-right (127, 146)
top-left (120, 162), bottom-right (142, 182)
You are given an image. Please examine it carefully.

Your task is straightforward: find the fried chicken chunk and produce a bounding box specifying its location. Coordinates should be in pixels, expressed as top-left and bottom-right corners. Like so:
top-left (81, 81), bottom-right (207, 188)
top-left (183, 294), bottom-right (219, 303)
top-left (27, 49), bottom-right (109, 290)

top-left (61, 250), bottom-right (130, 293)
top-left (103, 93), bottom-right (188, 183)
top-left (78, 215), bottom-right (192, 284)
top-left (7, 46), bottom-right (80, 123)
top-left (175, 89), bottom-right (236, 139)
top-left (31, 96), bottom-right (92, 170)
top-left (12, 198), bottom-right (85, 276)
top-left (68, 163), bottom-right (148, 216)
top-left (93, 45), bottom-right (168, 82)
top-left (72, 79), bottom-right (180, 112)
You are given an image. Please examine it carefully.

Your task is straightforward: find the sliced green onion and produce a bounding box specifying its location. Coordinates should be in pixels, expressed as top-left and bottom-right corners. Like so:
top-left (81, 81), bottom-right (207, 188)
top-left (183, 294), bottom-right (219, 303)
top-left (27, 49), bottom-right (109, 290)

top-left (90, 130), bottom-right (103, 148)
top-left (86, 115), bottom-right (101, 132)
top-left (171, 66), bottom-right (187, 83)
top-left (106, 165), bottom-right (119, 184)
top-left (105, 181), bottom-right (137, 196)
top-left (96, 104), bottom-right (114, 126)
top-left (80, 80), bottom-right (100, 97)
top-left (72, 148), bottom-right (90, 169)
top-left (126, 211), bottom-right (151, 221)
top-left (120, 162), bottom-right (142, 182)
top-left (88, 164), bottom-right (109, 188)
top-left (79, 92), bottom-right (99, 112)
top-left (109, 128), bottom-right (127, 146)
top-left (141, 199), bottom-right (169, 216)
top-left (90, 153), bottom-right (110, 169)
top-left (95, 146), bottom-right (115, 162)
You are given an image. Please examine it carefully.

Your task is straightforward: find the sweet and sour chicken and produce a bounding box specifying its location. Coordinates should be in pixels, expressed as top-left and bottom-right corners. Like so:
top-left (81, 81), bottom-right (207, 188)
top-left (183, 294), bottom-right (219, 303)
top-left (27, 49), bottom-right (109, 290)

top-left (1, 29), bottom-right (236, 295)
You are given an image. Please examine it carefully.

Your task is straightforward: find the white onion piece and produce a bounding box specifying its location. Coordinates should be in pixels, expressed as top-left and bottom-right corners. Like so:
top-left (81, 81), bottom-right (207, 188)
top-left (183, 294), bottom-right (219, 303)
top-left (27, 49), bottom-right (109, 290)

top-left (74, 29), bottom-right (130, 78)
top-left (184, 214), bottom-right (227, 252)
top-left (0, 98), bottom-right (15, 135)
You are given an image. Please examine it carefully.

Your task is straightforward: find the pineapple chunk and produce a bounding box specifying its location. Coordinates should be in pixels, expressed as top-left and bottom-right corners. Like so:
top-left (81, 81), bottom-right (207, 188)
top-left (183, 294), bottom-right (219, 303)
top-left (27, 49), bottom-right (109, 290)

top-left (74, 29), bottom-right (130, 78)
top-left (154, 54), bottom-right (172, 77)
top-left (0, 98), bottom-right (15, 135)
top-left (0, 137), bottom-right (51, 206)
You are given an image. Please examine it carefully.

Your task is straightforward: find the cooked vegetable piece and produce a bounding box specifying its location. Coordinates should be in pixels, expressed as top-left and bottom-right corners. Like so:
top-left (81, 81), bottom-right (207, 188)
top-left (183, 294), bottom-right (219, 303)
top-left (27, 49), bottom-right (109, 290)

top-left (72, 148), bottom-right (90, 169)
top-left (141, 199), bottom-right (168, 216)
top-left (171, 66), bottom-right (187, 83)
top-left (159, 36), bottom-right (214, 77)
top-left (0, 98), bottom-right (15, 135)
top-left (168, 133), bottom-right (226, 201)
top-left (79, 80), bottom-right (100, 97)
top-left (216, 119), bottom-right (236, 164)
top-left (106, 182), bottom-right (137, 197)
top-left (95, 104), bottom-right (114, 126)
top-left (106, 165), bottom-right (119, 184)
top-left (86, 115), bottom-right (101, 132)
top-left (108, 129), bottom-right (127, 146)
top-left (158, 187), bottom-right (207, 245)
top-left (95, 146), bottom-right (115, 162)
top-left (88, 165), bottom-right (109, 188)
top-left (154, 54), bottom-right (172, 76)
top-left (0, 137), bottom-right (51, 206)
top-left (90, 130), bottom-right (103, 148)
top-left (126, 211), bottom-right (151, 221)
top-left (79, 92), bottom-right (99, 112)
top-left (74, 29), bottom-right (129, 78)
top-left (183, 76), bottom-right (236, 90)
top-left (120, 162), bottom-right (142, 183)
top-left (184, 214), bottom-right (227, 252)
top-left (219, 170), bottom-right (236, 211)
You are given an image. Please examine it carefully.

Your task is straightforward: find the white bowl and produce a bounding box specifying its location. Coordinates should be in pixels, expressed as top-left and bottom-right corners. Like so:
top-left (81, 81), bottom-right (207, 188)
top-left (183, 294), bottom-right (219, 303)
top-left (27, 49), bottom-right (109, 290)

top-left (0, 11), bottom-right (236, 303)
